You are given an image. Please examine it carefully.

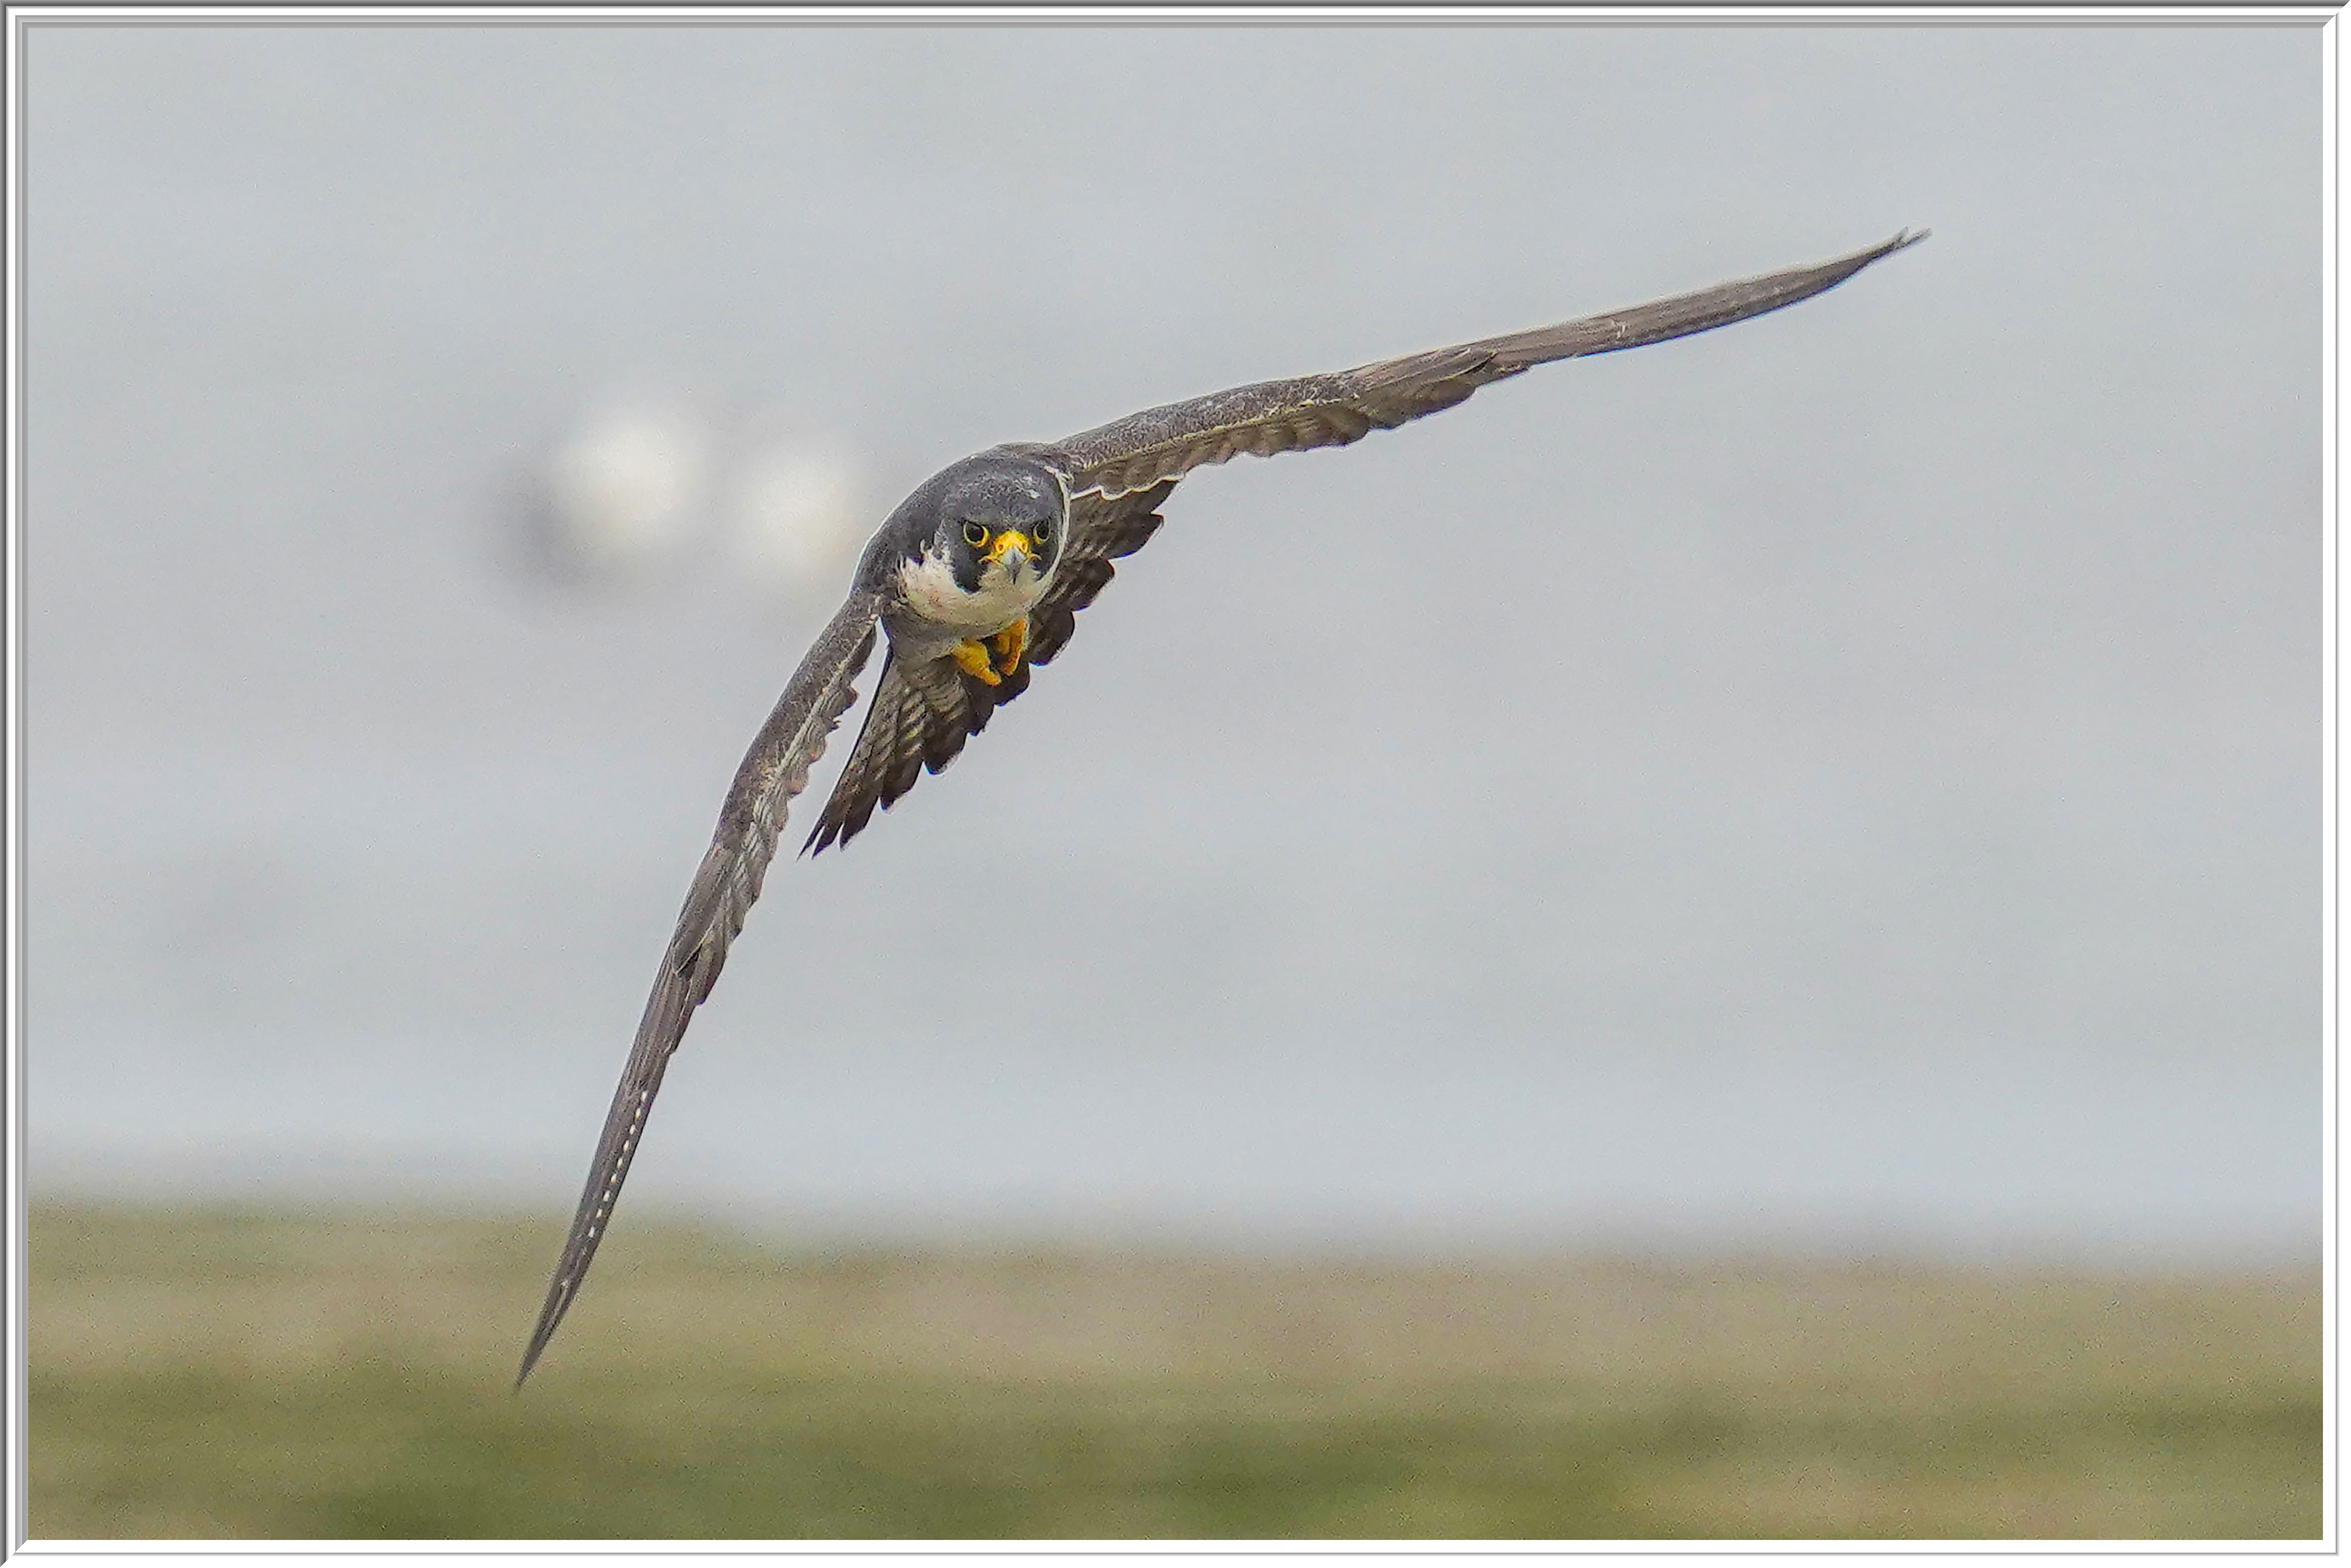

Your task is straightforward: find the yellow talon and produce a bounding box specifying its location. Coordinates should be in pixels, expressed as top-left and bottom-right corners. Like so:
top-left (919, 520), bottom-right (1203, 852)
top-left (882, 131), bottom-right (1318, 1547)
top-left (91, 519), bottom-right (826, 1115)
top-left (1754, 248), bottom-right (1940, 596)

top-left (951, 640), bottom-right (1002, 686)
top-left (951, 619), bottom-right (1028, 686)
top-left (990, 618), bottom-right (1028, 678)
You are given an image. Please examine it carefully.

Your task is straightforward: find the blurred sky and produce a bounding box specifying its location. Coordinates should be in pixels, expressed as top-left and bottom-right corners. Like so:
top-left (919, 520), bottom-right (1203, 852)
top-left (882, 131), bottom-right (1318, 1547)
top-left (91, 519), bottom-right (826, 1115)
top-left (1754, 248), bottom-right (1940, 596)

top-left (21, 22), bottom-right (2322, 1261)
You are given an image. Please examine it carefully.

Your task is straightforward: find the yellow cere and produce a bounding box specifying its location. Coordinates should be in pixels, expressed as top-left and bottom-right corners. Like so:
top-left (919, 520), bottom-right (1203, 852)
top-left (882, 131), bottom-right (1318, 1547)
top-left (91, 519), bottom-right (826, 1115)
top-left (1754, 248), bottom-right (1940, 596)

top-left (982, 529), bottom-right (1034, 565)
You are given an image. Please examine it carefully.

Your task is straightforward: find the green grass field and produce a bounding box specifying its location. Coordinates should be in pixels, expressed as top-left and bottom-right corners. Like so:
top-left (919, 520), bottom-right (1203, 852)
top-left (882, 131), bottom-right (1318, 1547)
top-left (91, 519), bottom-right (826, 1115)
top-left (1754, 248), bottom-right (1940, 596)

top-left (28, 1204), bottom-right (2320, 1540)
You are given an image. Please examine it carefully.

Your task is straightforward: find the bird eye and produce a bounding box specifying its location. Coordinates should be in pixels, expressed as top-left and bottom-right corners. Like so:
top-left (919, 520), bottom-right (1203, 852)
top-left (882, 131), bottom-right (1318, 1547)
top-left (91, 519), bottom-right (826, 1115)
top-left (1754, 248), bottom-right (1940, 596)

top-left (962, 522), bottom-right (988, 548)
top-left (1034, 521), bottom-right (1053, 546)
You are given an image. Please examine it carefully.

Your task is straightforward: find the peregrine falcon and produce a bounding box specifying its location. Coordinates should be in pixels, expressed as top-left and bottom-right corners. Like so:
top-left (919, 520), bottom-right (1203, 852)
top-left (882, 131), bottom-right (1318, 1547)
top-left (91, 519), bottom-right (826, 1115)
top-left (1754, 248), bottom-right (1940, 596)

top-left (515, 230), bottom-right (1925, 1384)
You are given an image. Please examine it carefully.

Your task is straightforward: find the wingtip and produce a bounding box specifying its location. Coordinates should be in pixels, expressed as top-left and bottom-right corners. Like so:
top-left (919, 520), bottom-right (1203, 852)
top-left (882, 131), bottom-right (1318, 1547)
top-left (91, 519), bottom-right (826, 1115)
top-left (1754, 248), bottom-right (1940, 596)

top-left (1829, 228), bottom-right (1925, 281)
top-left (513, 1329), bottom-right (552, 1392)
top-left (514, 1277), bottom-right (574, 1391)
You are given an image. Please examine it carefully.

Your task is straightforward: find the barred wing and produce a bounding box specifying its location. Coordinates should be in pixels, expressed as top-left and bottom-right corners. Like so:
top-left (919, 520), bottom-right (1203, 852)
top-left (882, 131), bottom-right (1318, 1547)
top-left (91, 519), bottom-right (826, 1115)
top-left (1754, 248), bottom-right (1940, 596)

top-left (1025, 481), bottom-right (1175, 667)
top-left (1046, 231), bottom-right (1925, 502)
top-left (517, 592), bottom-right (882, 1386)
top-left (803, 646), bottom-right (1017, 854)
top-left (799, 234), bottom-right (1926, 858)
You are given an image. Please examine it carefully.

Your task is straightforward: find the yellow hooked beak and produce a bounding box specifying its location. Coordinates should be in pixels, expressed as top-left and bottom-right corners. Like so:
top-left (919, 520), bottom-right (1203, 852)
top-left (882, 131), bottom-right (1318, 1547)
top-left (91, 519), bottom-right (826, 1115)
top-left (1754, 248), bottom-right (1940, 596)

top-left (982, 529), bottom-right (1034, 572)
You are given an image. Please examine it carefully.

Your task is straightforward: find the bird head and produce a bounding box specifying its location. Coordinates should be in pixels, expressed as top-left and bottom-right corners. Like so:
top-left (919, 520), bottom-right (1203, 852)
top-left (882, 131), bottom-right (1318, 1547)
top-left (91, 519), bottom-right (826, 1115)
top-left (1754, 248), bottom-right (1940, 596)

top-left (913, 456), bottom-right (1065, 594)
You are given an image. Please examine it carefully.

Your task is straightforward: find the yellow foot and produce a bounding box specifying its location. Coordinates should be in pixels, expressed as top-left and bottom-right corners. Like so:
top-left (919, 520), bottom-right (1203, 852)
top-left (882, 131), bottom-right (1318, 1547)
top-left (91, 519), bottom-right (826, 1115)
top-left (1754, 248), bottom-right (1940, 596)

top-left (952, 618), bottom-right (1029, 687)
top-left (951, 639), bottom-right (1002, 686)
top-left (990, 618), bottom-right (1028, 680)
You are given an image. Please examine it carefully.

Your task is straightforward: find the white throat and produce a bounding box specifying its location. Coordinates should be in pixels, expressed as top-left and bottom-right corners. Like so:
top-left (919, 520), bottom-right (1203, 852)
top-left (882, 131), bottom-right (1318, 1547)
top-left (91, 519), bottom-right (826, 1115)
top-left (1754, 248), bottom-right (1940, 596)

top-left (896, 547), bottom-right (1047, 634)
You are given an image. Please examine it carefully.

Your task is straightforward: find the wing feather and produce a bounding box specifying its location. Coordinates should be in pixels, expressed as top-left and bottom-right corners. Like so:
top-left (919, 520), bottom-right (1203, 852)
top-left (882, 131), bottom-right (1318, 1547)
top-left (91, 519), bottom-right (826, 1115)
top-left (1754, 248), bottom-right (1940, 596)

top-left (517, 592), bottom-right (881, 1386)
top-left (1026, 481), bottom-right (1174, 668)
top-left (1044, 230), bottom-right (1925, 500)
top-left (803, 649), bottom-right (1010, 854)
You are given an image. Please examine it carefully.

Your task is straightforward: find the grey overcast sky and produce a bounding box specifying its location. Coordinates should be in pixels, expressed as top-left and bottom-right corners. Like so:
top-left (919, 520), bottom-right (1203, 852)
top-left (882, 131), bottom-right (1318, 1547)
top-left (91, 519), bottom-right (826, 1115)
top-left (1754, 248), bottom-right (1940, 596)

top-left (23, 21), bottom-right (2321, 1259)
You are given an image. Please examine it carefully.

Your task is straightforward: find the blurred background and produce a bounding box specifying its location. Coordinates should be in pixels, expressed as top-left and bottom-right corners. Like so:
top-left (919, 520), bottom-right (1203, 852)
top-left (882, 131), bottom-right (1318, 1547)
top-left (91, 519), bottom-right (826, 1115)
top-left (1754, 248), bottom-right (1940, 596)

top-left (21, 19), bottom-right (2322, 1540)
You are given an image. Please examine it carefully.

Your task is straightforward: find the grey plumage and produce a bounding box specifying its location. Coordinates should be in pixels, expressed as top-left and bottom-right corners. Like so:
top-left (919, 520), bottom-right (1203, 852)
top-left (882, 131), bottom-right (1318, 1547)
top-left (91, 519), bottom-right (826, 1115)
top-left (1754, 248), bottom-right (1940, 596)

top-left (1042, 229), bottom-right (1925, 501)
top-left (516, 594), bottom-right (877, 1385)
top-left (516, 229), bottom-right (1925, 1385)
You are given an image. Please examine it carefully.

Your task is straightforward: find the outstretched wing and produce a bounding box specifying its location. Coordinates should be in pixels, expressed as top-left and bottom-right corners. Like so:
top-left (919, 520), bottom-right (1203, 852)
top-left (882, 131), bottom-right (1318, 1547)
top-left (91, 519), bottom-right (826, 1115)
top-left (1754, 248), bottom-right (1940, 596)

top-left (801, 232), bottom-right (1922, 856)
top-left (1041, 230), bottom-right (1925, 502)
top-left (517, 592), bottom-right (882, 1387)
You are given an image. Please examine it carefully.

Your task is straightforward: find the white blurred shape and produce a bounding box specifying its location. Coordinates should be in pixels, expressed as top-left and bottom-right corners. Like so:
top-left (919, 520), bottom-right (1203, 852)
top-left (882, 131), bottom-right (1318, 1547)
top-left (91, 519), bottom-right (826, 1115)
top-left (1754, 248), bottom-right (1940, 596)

top-left (541, 395), bottom-right (711, 576)
top-left (728, 418), bottom-right (867, 593)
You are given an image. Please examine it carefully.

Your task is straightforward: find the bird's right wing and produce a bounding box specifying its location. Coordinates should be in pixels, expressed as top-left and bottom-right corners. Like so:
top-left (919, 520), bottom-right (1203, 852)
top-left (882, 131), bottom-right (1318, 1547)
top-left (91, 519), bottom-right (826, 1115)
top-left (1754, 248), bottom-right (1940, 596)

top-left (517, 590), bottom-right (882, 1387)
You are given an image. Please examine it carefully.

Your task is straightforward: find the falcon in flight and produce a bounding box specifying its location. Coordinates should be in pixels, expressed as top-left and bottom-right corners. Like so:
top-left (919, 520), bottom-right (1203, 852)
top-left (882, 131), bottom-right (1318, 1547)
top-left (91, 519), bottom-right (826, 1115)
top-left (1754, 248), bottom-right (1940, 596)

top-left (516, 230), bottom-right (1925, 1384)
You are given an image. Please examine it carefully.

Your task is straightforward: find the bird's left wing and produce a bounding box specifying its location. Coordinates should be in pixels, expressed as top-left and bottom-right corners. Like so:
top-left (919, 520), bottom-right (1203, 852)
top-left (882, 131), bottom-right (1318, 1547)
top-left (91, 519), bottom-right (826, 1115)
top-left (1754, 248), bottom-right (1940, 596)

top-left (1041, 230), bottom-right (1925, 502)
top-left (517, 591), bottom-right (882, 1387)
top-left (796, 235), bottom-right (1925, 859)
